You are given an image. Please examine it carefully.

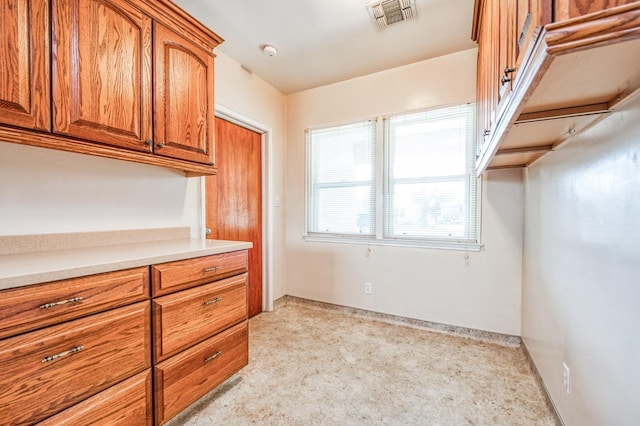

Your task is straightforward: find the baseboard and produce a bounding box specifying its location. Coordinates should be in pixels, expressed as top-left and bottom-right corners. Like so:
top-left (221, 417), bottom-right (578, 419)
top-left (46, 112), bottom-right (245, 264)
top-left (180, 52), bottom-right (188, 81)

top-left (274, 295), bottom-right (521, 348)
top-left (521, 342), bottom-right (564, 426)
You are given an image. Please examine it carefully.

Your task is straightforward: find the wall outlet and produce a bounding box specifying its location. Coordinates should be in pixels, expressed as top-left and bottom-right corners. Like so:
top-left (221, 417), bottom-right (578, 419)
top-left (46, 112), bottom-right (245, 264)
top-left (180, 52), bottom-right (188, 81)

top-left (562, 362), bottom-right (571, 395)
top-left (364, 282), bottom-right (373, 295)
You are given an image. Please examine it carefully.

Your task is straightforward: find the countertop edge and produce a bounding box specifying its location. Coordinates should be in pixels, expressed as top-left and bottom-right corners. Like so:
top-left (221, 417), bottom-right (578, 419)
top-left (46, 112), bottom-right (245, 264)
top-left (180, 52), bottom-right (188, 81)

top-left (0, 239), bottom-right (253, 291)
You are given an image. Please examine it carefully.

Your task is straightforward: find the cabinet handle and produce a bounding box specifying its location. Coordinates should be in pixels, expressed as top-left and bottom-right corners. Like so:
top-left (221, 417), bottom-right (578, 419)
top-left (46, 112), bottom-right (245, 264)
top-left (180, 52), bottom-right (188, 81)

top-left (203, 266), bottom-right (220, 273)
top-left (204, 351), bottom-right (222, 363)
top-left (144, 139), bottom-right (152, 146)
top-left (156, 142), bottom-right (165, 149)
top-left (483, 129), bottom-right (490, 137)
top-left (203, 297), bottom-right (222, 306)
top-left (42, 345), bottom-right (84, 363)
top-left (39, 297), bottom-right (83, 309)
top-left (501, 67), bottom-right (516, 86)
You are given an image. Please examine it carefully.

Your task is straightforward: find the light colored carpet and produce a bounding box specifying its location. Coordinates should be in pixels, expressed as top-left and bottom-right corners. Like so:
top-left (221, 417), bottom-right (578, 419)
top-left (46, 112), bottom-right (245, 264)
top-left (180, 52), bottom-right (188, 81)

top-left (167, 300), bottom-right (557, 426)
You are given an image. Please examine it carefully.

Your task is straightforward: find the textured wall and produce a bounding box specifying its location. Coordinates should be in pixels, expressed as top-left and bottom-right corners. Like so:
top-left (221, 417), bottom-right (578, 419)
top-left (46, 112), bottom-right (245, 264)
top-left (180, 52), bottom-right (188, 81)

top-left (522, 96), bottom-right (640, 424)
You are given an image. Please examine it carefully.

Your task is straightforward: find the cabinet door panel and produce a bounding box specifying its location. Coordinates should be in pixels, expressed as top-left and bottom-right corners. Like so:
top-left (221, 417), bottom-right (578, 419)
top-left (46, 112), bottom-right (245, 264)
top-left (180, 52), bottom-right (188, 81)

top-left (152, 273), bottom-right (248, 362)
top-left (154, 23), bottom-right (215, 165)
top-left (0, 0), bottom-right (49, 130)
top-left (52, 0), bottom-right (152, 151)
top-left (0, 301), bottom-right (151, 425)
top-left (155, 321), bottom-right (248, 425)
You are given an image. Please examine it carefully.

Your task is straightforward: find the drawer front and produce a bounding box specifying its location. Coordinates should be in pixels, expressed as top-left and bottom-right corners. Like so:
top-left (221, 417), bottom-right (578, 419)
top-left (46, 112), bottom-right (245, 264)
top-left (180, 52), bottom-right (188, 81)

top-left (153, 273), bottom-right (247, 361)
top-left (152, 250), bottom-right (248, 296)
top-left (38, 369), bottom-right (153, 426)
top-left (0, 266), bottom-right (149, 339)
top-left (155, 321), bottom-right (248, 425)
top-left (0, 301), bottom-right (151, 425)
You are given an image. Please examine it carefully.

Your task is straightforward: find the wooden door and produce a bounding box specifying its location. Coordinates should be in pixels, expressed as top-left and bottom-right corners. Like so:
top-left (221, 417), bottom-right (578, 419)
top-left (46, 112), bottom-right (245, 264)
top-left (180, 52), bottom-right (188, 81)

top-left (154, 23), bottom-right (215, 165)
top-left (206, 118), bottom-right (262, 318)
top-left (0, 0), bottom-right (49, 131)
top-left (51, 0), bottom-right (152, 151)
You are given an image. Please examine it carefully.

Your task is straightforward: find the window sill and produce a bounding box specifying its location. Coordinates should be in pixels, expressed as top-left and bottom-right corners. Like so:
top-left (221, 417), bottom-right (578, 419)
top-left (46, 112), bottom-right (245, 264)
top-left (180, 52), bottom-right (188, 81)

top-left (303, 235), bottom-right (483, 252)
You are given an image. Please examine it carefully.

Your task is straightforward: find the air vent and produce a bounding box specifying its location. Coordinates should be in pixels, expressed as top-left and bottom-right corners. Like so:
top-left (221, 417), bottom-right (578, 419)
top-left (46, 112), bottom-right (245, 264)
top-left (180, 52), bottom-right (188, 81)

top-left (367, 0), bottom-right (418, 30)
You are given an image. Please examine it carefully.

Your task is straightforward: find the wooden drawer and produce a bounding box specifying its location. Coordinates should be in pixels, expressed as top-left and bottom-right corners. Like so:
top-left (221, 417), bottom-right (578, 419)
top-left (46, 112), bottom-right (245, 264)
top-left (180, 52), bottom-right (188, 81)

top-left (152, 250), bottom-right (248, 296)
top-left (38, 369), bottom-right (153, 426)
top-left (0, 301), bottom-right (151, 425)
top-left (153, 273), bottom-right (247, 362)
top-left (0, 266), bottom-right (149, 339)
top-left (154, 321), bottom-right (248, 425)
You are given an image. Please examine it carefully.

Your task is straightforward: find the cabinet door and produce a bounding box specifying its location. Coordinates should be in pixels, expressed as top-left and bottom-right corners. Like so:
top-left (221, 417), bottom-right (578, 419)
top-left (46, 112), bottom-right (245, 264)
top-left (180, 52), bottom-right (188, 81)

top-left (0, 0), bottom-right (49, 131)
top-left (0, 301), bottom-right (150, 425)
top-left (154, 23), bottom-right (215, 165)
top-left (52, 0), bottom-right (152, 152)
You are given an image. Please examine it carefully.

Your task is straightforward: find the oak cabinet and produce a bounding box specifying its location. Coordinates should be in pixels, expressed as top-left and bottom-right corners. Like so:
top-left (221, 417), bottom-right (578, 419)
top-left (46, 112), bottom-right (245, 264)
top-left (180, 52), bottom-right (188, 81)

top-left (0, 266), bottom-right (149, 339)
top-left (153, 273), bottom-right (248, 362)
top-left (0, 0), bottom-right (50, 131)
top-left (51, 0), bottom-right (153, 152)
top-left (154, 23), bottom-right (215, 164)
top-left (0, 301), bottom-right (151, 424)
top-left (0, 0), bottom-right (223, 175)
top-left (155, 321), bottom-right (248, 424)
top-left (151, 251), bottom-right (249, 425)
top-left (38, 370), bottom-right (153, 426)
top-left (472, 0), bottom-right (640, 172)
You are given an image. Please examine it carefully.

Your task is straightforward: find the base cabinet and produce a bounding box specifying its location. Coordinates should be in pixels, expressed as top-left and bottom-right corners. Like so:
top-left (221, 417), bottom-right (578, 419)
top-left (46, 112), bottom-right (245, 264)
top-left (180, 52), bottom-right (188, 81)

top-left (151, 250), bottom-right (249, 425)
top-left (0, 249), bottom-right (249, 425)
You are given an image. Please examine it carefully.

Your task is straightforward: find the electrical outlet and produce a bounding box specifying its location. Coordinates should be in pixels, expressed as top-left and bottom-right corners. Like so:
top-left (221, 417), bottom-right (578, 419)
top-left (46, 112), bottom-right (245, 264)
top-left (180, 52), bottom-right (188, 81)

top-left (364, 282), bottom-right (373, 295)
top-left (562, 362), bottom-right (571, 395)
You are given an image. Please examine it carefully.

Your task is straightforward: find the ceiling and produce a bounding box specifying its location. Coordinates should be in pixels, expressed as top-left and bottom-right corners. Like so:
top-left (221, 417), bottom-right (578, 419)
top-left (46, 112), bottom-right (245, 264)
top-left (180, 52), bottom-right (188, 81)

top-left (172, 0), bottom-right (477, 95)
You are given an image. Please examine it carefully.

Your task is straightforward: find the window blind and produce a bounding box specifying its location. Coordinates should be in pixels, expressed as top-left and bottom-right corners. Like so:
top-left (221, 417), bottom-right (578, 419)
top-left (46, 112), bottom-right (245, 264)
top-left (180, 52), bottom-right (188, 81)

top-left (384, 104), bottom-right (478, 242)
top-left (306, 121), bottom-right (376, 236)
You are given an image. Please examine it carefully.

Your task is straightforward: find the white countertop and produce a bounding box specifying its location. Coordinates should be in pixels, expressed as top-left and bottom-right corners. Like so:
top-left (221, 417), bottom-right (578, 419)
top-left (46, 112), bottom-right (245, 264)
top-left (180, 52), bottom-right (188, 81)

top-left (0, 238), bottom-right (252, 291)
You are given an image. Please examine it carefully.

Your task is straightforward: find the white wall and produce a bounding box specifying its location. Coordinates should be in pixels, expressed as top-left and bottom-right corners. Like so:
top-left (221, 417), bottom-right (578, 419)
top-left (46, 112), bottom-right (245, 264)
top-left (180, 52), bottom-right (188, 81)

top-left (285, 49), bottom-right (524, 335)
top-left (0, 142), bottom-right (202, 237)
top-left (214, 51), bottom-right (288, 299)
top-left (522, 96), bottom-right (640, 424)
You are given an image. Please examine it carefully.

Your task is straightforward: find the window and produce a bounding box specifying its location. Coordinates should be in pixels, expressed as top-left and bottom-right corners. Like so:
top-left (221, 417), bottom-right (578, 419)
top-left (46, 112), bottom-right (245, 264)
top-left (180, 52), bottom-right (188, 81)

top-left (306, 121), bottom-right (376, 235)
top-left (384, 104), bottom-right (478, 241)
top-left (306, 104), bottom-right (479, 250)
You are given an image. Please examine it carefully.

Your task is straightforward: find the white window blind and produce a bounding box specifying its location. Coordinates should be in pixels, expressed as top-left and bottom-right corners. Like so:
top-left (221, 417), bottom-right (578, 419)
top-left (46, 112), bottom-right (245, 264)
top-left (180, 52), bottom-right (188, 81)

top-left (384, 104), bottom-right (478, 242)
top-left (306, 120), bottom-right (376, 236)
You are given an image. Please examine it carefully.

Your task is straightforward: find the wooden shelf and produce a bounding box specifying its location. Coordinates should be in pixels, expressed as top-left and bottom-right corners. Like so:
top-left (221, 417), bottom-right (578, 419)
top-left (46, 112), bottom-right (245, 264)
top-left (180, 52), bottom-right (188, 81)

top-left (477, 3), bottom-right (640, 174)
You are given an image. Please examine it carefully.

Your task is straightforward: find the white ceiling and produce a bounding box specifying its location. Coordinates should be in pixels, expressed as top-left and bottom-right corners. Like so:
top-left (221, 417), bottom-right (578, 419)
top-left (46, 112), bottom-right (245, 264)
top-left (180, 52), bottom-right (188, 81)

top-left (172, 0), bottom-right (477, 95)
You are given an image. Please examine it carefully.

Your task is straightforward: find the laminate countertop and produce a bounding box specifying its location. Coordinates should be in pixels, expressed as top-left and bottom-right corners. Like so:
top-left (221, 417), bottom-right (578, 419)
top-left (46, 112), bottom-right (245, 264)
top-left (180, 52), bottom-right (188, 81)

top-left (0, 238), bottom-right (252, 291)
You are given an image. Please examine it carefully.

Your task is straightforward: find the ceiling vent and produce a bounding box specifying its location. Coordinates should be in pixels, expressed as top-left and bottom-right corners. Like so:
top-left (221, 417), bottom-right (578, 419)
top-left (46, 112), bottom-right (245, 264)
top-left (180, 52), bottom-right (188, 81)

top-left (367, 0), bottom-right (418, 30)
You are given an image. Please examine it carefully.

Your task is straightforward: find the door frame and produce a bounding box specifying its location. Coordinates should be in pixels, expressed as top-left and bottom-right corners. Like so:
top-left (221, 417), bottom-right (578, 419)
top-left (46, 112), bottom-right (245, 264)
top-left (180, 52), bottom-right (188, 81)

top-left (200, 104), bottom-right (274, 312)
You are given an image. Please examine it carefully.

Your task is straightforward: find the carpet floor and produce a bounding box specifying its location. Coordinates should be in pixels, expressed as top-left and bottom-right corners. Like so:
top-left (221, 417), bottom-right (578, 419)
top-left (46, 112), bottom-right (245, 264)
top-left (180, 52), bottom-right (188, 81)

top-left (167, 300), bottom-right (557, 426)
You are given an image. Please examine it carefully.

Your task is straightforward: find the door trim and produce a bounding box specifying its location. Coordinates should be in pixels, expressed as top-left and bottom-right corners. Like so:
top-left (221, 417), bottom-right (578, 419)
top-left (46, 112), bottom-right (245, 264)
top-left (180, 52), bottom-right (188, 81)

top-left (205, 104), bottom-right (274, 312)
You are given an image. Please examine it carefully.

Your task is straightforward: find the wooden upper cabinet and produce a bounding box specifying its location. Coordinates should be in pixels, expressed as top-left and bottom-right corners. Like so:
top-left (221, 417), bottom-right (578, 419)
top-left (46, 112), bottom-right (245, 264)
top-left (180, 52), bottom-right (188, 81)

top-left (51, 0), bottom-right (153, 152)
top-left (0, 0), bottom-right (50, 131)
top-left (154, 23), bottom-right (215, 165)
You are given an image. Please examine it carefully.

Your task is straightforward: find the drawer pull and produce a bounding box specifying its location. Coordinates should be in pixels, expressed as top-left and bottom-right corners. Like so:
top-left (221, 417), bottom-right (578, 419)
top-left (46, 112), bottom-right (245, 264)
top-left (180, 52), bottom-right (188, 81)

top-left (203, 266), bottom-right (220, 273)
top-left (39, 296), bottom-right (83, 309)
top-left (203, 297), bottom-right (222, 306)
top-left (42, 345), bottom-right (84, 363)
top-left (204, 351), bottom-right (222, 363)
